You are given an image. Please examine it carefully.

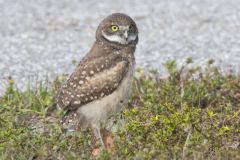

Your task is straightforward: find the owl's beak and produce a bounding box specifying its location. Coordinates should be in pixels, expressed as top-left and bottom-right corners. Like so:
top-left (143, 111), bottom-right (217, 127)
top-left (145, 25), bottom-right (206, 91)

top-left (123, 31), bottom-right (128, 40)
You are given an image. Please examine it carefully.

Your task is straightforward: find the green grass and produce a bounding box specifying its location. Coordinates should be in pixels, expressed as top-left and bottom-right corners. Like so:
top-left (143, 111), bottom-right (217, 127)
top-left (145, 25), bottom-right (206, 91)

top-left (0, 58), bottom-right (239, 160)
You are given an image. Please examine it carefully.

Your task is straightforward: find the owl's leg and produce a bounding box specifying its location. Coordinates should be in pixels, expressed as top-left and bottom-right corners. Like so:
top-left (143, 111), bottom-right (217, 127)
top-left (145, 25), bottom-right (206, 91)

top-left (93, 127), bottom-right (105, 147)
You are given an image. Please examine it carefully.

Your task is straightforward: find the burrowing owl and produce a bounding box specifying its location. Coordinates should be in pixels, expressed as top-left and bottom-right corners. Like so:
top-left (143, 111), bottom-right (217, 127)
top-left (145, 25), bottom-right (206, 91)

top-left (57, 13), bottom-right (138, 145)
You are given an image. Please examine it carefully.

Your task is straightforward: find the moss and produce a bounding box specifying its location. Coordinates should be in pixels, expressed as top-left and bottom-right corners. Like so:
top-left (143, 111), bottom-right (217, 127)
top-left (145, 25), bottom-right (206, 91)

top-left (0, 58), bottom-right (239, 159)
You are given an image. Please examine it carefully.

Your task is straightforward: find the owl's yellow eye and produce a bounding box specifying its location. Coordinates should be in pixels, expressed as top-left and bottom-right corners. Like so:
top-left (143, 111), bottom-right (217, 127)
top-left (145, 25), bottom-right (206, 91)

top-left (111, 25), bottom-right (119, 32)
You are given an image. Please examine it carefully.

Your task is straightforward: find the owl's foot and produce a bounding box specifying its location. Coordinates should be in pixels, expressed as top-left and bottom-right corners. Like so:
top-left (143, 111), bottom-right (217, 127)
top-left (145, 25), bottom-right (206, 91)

top-left (92, 128), bottom-right (114, 157)
top-left (101, 128), bottom-right (114, 150)
top-left (92, 147), bottom-right (101, 157)
top-left (92, 127), bottom-right (104, 157)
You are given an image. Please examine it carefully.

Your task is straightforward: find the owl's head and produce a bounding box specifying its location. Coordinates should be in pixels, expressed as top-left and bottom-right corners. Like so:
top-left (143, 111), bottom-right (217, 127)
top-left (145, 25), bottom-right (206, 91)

top-left (96, 13), bottom-right (138, 46)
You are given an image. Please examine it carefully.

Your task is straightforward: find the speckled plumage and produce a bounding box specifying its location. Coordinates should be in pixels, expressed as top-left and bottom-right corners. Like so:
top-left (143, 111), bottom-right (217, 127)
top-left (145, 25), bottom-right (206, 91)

top-left (57, 13), bottom-right (138, 133)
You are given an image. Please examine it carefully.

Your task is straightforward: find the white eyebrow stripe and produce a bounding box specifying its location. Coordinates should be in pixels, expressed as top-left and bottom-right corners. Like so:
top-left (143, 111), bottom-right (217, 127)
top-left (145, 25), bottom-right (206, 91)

top-left (119, 25), bottom-right (129, 30)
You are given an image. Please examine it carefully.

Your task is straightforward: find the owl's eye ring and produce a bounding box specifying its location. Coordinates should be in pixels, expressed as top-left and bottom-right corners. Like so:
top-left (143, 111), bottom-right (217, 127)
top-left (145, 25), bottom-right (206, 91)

top-left (111, 25), bottom-right (119, 32)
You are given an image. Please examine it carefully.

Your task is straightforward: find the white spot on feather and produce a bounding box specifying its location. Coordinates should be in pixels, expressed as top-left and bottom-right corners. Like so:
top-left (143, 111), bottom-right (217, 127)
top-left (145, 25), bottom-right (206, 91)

top-left (79, 80), bottom-right (84, 84)
top-left (74, 101), bottom-right (81, 104)
top-left (101, 92), bottom-right (104, 97)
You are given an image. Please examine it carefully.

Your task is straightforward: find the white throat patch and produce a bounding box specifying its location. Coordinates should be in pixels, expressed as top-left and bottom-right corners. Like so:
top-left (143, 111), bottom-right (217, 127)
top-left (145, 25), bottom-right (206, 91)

top-left (102, 31), bottom-right (137, 45)
top-left (128, 34), bottom-right (137, 42)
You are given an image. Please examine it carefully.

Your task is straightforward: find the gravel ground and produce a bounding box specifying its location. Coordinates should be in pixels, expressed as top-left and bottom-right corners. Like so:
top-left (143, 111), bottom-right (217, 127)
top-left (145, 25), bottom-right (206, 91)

top-left (1, 0), bottom-right (240, 94)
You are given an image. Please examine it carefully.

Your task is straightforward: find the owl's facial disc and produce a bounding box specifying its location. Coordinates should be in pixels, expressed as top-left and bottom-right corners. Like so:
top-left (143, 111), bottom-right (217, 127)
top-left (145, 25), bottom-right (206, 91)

top-left (102, 25), bottom-right (137, 45)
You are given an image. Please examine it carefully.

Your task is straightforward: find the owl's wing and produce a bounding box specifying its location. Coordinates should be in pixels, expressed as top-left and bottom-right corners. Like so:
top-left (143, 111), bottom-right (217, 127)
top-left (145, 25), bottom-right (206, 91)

top-left (57, 53), bottom-right (129, 112)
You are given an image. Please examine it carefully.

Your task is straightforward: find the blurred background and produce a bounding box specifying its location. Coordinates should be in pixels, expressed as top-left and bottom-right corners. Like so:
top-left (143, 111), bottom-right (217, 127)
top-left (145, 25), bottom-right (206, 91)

top-left (0, 0), bottom-right (240, 94)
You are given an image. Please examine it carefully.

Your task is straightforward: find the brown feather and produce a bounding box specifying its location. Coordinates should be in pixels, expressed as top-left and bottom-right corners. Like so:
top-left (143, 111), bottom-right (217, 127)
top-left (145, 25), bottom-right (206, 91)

top-left (57, 49), bottom-right (132, 112)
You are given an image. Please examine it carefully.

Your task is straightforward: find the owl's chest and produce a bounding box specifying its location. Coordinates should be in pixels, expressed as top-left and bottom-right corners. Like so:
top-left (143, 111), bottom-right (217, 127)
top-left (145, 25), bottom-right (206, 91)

top-left (77, 63), bottom-right (135, 127)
